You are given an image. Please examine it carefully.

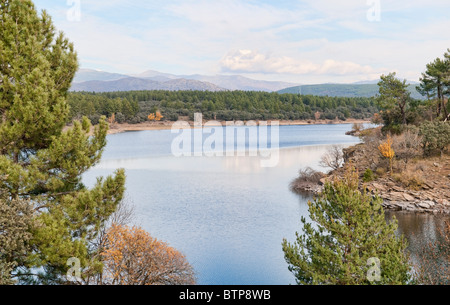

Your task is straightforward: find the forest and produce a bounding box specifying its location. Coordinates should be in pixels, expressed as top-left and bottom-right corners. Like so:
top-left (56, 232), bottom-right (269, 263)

top-left (67, 90), bottom-right (380, 124)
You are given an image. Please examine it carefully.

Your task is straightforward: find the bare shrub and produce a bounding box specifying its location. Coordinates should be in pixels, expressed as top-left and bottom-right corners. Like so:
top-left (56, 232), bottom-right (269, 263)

top-left (352, 123), bottom-right (363, 133)
top-left (359, 127), bottom-right (384, 168)
top-left (392, 129), bottom-right (422, 169)
top-left (295, 167), bottom-right (325, 183)
top-left (290, 167), bottom-right (325, 194)
top-left (319, 145), bottom-right (344, 171)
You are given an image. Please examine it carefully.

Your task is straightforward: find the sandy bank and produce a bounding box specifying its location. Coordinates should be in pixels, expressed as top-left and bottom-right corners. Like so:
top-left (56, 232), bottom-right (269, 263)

top-left (105, 118), bottom-right (371, 135)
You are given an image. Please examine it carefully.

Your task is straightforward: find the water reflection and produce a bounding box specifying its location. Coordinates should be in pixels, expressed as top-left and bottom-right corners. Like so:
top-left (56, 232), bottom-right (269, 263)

top-left (87, 143), bottom-right (354, 285)
top-left (386, 211), bottom-right (448, 266)
top-left (83, 125), bottom-right (445, 285)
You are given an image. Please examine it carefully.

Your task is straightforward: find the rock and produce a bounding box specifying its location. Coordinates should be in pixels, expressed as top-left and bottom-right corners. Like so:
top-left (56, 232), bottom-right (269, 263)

top-left (403, 193), bottom-right (415, 202)
top-left (423, 192), bottom-right (435, 201)
top-left (392, 186), bottom-right (404, 192)
top-left (416, 201), bottom-right (435, 209)
top-left (416, 202), bottom-right (429, 209)
top-left (394, 202), bottom-right (413, 210)
top-left (386, 181), bottom-right (396, 188)
top-left (436, 198), bottom-right (450, 206)
top-left (371, 183), bottom-right (386, 192)
top-left (422, 182), bottom-right (435, 189)
top-left (433, 162), bottom-right (440, 167)
top-left (389, 192), bottom-right (406, 201)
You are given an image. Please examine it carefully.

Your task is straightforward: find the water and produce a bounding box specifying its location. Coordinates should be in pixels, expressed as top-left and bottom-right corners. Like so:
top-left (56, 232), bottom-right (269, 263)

top-left (82, 124), bottom-right (442, 285)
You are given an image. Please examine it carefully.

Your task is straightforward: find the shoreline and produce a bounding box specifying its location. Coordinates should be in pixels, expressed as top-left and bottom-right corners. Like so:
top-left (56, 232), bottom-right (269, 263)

top-left (291, 137), bottom-right (450, 215)
top-left (105, 118), bottom-right (371, 135)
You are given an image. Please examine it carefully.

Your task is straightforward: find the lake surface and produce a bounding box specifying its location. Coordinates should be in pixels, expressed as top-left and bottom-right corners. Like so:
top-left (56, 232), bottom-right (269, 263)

top-left (83, 124), bottom-right (442, 285)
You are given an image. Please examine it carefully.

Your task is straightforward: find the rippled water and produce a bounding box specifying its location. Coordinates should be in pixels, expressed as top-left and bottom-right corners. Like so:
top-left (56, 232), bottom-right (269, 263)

top-left (82, 124), bottom-right (441, 285)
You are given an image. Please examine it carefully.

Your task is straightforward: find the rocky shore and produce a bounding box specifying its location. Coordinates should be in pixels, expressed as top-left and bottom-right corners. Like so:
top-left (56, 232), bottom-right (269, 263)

top-left (292, 140), bottom-right (450, 215)
top-left (365, 179), bottom-right (450, 214)
top-left (293, 174), bottom-right (450, 214)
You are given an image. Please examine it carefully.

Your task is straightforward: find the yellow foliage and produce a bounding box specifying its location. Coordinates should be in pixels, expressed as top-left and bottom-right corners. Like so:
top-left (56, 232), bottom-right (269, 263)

top-left (378, 135), bottom-right (395, 172)
top-left (148, 111), bottom-right (164, 121)
top-left (108, 113), bottom-right (116, 125)
top-left (101, 224), bottom-right (195, 285)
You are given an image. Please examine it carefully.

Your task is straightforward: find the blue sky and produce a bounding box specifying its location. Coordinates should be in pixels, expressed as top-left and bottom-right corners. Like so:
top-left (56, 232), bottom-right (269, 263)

top-left (33, 0), bottom-right (450, 84)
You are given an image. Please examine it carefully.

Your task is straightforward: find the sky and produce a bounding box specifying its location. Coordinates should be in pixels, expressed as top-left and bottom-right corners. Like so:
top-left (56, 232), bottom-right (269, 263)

top-left (32, 0), bottom-right (450, 84)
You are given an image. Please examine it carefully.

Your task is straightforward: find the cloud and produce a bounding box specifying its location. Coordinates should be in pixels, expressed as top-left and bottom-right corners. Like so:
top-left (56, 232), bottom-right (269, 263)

top-left (32, 0), bottom-right (450, 83)
top-left (220, 50), bottom-right (377, 76)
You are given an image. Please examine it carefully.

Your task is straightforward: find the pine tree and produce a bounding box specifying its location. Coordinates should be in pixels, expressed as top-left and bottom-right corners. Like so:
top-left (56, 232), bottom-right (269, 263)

top-left (0, 0), bottom-right (125, 284)
top-left (282, 167), bottom-right (412, 285)
top-left (417, 54), bottom-right (450, 120)
top-left (0, 195), bottom-right (34, 285)
top-left (377, 72), bottom-right (411, 127)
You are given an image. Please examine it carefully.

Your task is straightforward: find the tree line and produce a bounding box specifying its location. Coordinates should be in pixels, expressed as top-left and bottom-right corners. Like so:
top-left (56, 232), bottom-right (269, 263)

top-left (67, 90), bottom-right (380, 124)
top-left (377, 48), bottom-right (450, 134)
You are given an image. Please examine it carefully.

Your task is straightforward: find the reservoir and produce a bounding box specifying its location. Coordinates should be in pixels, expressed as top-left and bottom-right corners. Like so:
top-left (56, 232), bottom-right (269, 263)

top-left (83, 124), bottom-right (446, 285)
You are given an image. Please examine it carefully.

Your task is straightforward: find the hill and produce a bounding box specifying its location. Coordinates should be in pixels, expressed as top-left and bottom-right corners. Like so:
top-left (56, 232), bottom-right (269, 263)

top-left (70, 77), bottom-right (225, 92)
top-left (73, 69), bottom-right (129, 83)
top-left (278, 83), bottom-right (425, 100)
top-left (71, 69), bottom-right (298, 92)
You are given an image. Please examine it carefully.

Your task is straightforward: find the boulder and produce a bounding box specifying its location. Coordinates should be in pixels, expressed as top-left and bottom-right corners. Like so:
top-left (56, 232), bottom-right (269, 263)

top-left (371, 183), bottom-right (386, 192)
top-left (403, 193), bottom-right (415, 202)
top-left (416, 201), bottom-right (435, 209)
top-left (389, 192), bottom-right (406, 201)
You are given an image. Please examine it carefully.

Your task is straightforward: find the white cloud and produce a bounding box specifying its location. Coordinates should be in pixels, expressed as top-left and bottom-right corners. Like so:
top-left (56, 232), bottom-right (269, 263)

top-left (32, 0), bottom-right (450, 83)
top-left (220, 50), bottom-right (378, 76)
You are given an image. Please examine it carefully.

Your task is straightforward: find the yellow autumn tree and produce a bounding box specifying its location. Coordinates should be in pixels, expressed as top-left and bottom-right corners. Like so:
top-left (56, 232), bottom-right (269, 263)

top-left (155, 111), bottom-right (164, 121)
top-left (108, 113), bottom-right (116, 125)
top-left (378, 135), bottom-right (395, 173)
top-left (100, 224), bottom-right (196, 285)
top-left (148, 111), bottom-right (164, 121)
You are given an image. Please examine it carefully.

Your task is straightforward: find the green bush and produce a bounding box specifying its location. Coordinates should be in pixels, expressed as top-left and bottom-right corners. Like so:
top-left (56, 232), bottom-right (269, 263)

top-left (419, 121), bottom-right (450, 157)
top-left (363, 168), bottom-right (375, 182)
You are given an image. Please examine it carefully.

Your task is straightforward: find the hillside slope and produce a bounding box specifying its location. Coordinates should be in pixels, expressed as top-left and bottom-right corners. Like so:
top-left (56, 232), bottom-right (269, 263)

top-left (278, 84), bottom-right (424, 100)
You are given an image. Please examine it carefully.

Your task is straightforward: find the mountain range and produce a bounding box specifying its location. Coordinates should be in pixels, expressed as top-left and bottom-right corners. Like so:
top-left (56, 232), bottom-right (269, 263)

top-left (71, 69), bottom-right (298, 93)
top-left (71, 69), bottom-right (424, 99)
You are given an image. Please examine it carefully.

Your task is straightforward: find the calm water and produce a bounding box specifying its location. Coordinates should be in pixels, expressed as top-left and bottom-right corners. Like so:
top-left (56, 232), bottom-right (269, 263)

top-left (83, 124), bottom-right (442, 285)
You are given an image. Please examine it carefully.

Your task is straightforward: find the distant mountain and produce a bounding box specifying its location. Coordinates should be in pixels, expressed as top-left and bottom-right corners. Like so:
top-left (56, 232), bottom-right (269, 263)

top-left (73, 69), bottom-right (129, 83)
top-left (72, 69), bottom-right (423, 97)
top-left (71, 69), bottom-right (299, 92)
top-left (278, 83), bottom-right (425, 100)
top-left (181, 74), bottom-right (298, 92)
top-left (131, 69), bottom-right (179, 80)
top-left (70, 77), bottom-right (225, 92)
top-left (352, 79), bottom-right (420, 85)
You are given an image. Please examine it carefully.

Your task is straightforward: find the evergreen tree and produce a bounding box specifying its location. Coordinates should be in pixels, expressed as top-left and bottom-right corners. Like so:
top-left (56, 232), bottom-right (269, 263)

top-left (0, 195), bottom-right (34, 285)
top-left (417, 53), bottom-right (450, 120)
top-left (0, 0), bottom-right (125, 284)
top-left (377, 72), bottom-right (411, 128)
top-left (282, 168), bottom-right (411, 285)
